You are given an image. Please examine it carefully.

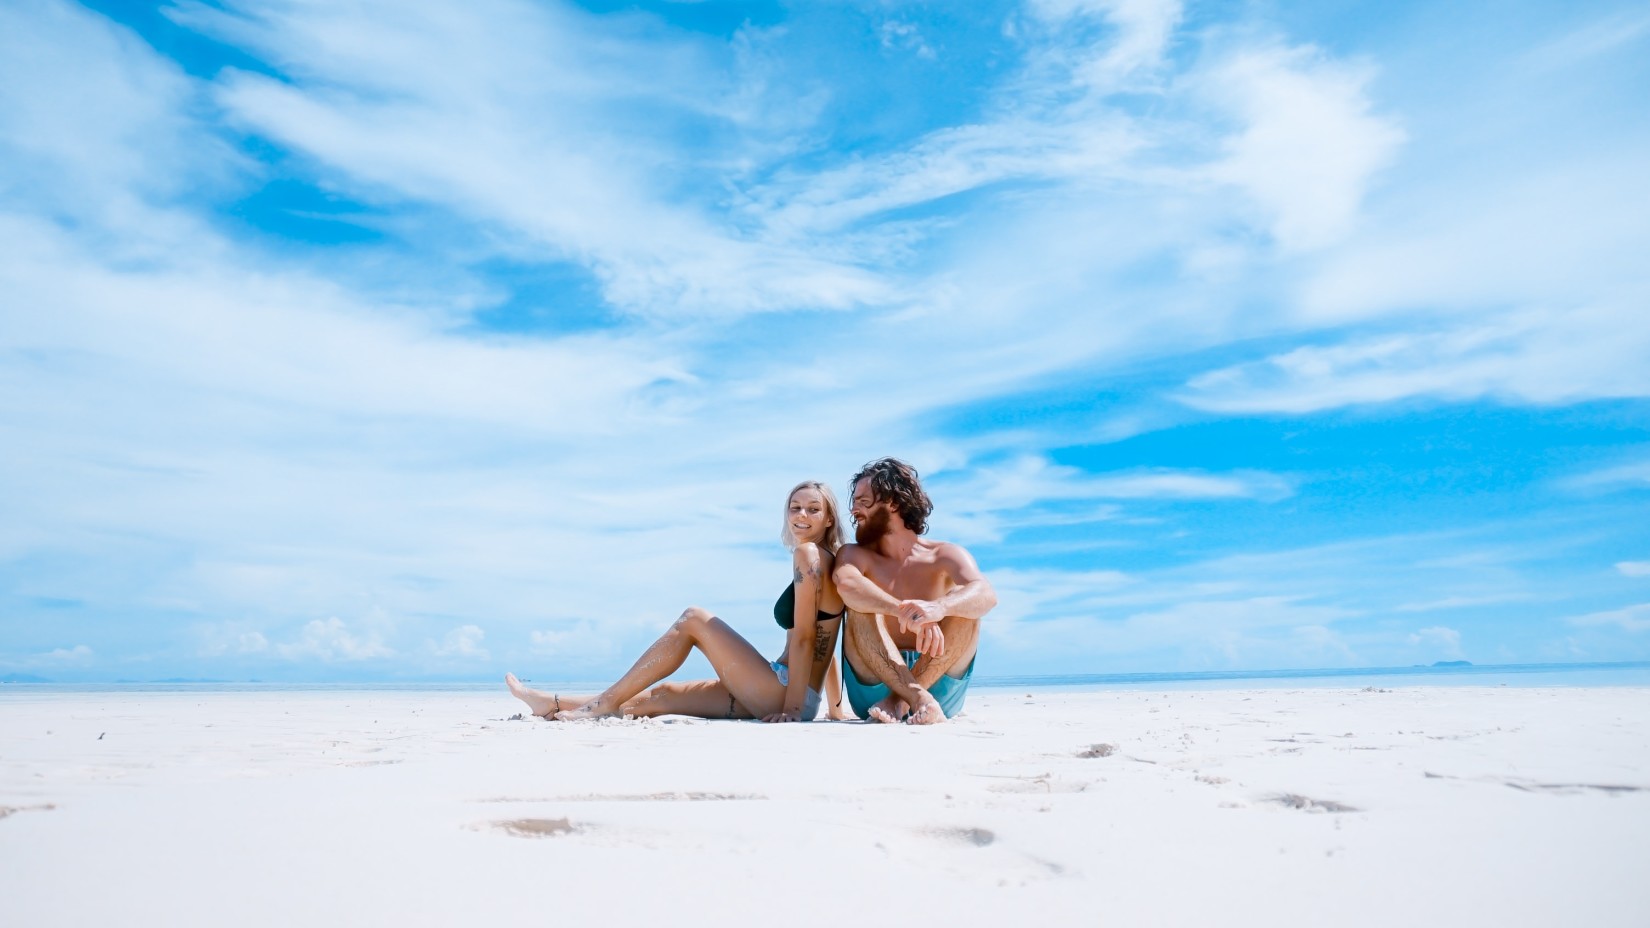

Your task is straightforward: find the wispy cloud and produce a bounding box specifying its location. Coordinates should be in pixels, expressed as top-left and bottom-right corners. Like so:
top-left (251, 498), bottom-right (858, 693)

top-left (1567, 603), bottom-right (1650, 634)
top-left (1525, 8), bottom-right (1650, 70)
top-left (933, 456), bottom-right (1291, 543)
top-left (177, 0), bottom-right (893, 318)
top-left (1560, 458), bottom-right (1650, 493)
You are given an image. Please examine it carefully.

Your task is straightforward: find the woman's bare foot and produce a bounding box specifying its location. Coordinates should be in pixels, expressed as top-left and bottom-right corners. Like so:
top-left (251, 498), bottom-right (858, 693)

top-left (504, 673), bottom-right (562, 718)
top-left (867, 694), bottom-right (909, 724)
top-left (553, 697), bottom-right (622, 721)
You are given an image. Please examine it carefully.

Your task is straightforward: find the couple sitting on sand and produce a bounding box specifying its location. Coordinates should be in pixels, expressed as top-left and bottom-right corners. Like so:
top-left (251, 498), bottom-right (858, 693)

top-left (506, 458), bottom-right (996, 725)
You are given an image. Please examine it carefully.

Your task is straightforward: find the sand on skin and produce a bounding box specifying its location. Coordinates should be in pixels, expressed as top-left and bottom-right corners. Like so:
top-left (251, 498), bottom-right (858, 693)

top-left (1, 686), bottom-right (1647, 926)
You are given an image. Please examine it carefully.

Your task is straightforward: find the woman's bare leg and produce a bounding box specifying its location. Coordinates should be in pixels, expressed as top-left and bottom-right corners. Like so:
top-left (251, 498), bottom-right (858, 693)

top-left (620, 680), bottom-right (755, 719)
top-left (504, 673), bottom-right (597, 718)
top-left (556, 607), bottom-right (784, 720)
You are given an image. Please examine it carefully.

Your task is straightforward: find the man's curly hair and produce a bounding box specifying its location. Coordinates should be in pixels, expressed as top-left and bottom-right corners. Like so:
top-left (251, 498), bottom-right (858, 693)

top-left (851, 457), bottom-right (932, 535)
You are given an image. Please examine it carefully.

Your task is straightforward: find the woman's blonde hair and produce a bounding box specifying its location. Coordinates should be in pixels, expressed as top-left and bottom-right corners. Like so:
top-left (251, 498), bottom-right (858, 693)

top-left (780, 480), bottom-right (846, 554)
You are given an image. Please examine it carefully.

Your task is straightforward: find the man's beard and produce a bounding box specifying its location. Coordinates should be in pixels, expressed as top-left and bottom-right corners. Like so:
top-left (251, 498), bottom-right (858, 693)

top-left (855, 506), bottom-right (891, 546)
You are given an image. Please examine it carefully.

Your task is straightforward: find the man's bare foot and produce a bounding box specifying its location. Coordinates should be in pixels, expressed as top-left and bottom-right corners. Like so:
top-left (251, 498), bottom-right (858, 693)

top-left (867, 693), bottom-right (909, 724)
top-left (904, 690), bottom-right (946, 725)
top-left (504, 673), bottom-right (560, 718)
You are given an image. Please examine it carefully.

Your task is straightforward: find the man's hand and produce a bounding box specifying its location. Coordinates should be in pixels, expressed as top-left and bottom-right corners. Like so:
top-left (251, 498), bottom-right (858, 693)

top-left (897, 599), bottom-right (945, 632)
top-left (761, 709), bottom-right (803, 723)
top-left (914, 622), bottom-right (945, 657)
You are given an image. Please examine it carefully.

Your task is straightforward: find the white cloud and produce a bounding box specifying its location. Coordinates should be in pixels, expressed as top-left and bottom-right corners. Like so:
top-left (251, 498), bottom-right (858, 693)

top-left (1025, 0), bottom-right (1183, 88)
top-left (1200, 43), bottom-right (1404, 250)
top-left (528, 621), bottom-right (624, 671)
top-left (1178, 303), bottom-right (1650, 413)
top-left (176, 0), bottom-right (892, 318)
top-left (948, 455), bottom-right (1290, 506)
top-left (1563, 460), bottom-right (1650, 493)
top-left (933, 456), bottom-right (1291, 543)
top-left (41, 645), bottom-right (95, 665)
top-left (1525, 8), bottom-right (1650, 70)
top-left (1617, 561), bottom-right (1650, 578)
top-left (276, 617), bottom-right (394, 661)
top-left (987, 595), bottom-right (1359, 669)
top-left (878, 20), bottom-right (935, 60)
top-left (1407, 625), bottom-right (1463, 657)
top-left (1566, 603), bottom-right (1650, 633)
top-left (1394, 595), bottom-right (1527, 614)
top-left (0, 0), bottom-right (237, 233)
top-left (431, 624), bottom-right (489, 660)
top-left (196, 621), bottom-right (272, 656)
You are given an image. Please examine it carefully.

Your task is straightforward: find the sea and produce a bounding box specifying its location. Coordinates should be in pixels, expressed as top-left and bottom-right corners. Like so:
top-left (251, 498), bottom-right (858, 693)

top-left (5, 661), bottom-right (1649, 694)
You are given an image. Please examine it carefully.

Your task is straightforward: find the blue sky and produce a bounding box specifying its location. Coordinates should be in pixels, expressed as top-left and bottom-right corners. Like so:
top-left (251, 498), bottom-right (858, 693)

top-left (2, 0), bottom-right (1647, 682)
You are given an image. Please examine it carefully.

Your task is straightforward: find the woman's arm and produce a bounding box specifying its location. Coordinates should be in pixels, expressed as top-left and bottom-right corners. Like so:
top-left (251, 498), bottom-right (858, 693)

top-left (765, 544), bottom-right (823, 722)
top-left (824, 650), bottom-right (852, 720)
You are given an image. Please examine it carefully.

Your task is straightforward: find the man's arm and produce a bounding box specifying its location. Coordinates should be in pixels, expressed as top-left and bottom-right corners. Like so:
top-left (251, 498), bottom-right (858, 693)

top-left (898, 542), bottom-right (997, 629)
top-left (833, 547), bottom-right (904, 616)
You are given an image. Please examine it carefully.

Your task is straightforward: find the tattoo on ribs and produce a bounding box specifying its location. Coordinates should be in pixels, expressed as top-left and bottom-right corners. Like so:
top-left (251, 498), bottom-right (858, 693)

top-left (812, 624), bottom-right (833, 661)
top-left (726, 693), bottom-right (738, 719)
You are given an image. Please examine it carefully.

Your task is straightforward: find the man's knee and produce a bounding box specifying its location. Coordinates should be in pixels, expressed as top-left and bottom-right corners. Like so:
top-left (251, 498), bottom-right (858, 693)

top-left (936, 616), bottom-right (980, 671)
top-left (938, 614), bottom-right (979, 643)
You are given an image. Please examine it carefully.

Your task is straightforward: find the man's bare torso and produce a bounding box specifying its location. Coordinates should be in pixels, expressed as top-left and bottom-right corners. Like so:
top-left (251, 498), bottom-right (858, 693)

top-left (841, 539), bottom-right (956, 649)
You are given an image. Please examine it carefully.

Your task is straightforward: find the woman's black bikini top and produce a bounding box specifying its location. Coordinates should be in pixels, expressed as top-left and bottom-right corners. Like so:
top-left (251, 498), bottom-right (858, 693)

top-left (774, 585), bottom-right (844, 631)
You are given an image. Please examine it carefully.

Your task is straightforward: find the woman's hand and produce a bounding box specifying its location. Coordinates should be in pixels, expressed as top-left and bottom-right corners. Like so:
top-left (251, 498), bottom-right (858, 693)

top-left (761, 709), bottom-right (803, 723)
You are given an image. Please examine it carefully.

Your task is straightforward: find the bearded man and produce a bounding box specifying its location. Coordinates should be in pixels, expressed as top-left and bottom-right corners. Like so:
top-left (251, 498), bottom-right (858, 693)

top-left (832, 458), bottom-right (997, 724)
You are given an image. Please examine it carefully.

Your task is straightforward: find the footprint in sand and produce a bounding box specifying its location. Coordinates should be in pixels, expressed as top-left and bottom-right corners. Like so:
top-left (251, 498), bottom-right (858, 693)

top-left (1425, 772), bottom-right (1646, 795)
top-left (477, 791), bottom-right (763, 803)
top-left (0, 804), bottom-right (57, 821)
top-left (923, 826), bottom-right (996, 847)
top-left (915, 826), bottom-right (1069, 882)
top-left (1272, 793), bottom-right (1359, 813)
top-left (489, 817), bottom-right (583, 838)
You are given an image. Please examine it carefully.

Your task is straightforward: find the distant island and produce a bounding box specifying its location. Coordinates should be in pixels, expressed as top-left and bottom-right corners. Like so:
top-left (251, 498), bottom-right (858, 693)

top-left (1, 673), bottom-right (53, 683)
top-left (1431, 660), bottom-right (1473, 668)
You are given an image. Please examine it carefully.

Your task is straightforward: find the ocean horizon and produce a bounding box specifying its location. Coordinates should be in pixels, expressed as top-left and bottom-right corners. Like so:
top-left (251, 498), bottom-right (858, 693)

top-left (5, 660), bottom-right (1648, 694)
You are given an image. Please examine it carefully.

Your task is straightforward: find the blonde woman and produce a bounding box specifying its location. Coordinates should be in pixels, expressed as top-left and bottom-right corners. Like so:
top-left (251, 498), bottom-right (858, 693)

top-left (505, 481), bottom-right (852, 722)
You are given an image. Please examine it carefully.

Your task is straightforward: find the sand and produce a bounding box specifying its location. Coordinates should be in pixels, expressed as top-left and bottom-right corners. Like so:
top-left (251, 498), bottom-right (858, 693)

top-left (1, 684), bottom-right (1646, 926)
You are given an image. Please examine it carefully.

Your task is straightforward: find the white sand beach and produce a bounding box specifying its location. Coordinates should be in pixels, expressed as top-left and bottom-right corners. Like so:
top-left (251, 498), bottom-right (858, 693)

top-left (2, 685), bottom-right (1646, 926)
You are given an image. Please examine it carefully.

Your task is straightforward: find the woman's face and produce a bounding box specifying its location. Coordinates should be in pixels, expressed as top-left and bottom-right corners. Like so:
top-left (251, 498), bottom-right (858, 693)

top-left (788, 487), bottom-right (831, 545)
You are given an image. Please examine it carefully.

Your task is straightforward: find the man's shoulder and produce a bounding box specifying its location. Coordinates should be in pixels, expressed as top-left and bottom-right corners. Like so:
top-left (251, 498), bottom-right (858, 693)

top-left (919, 538), bottom-right (981, 571)
top-left (919, 537), bottom-right (971, 558)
